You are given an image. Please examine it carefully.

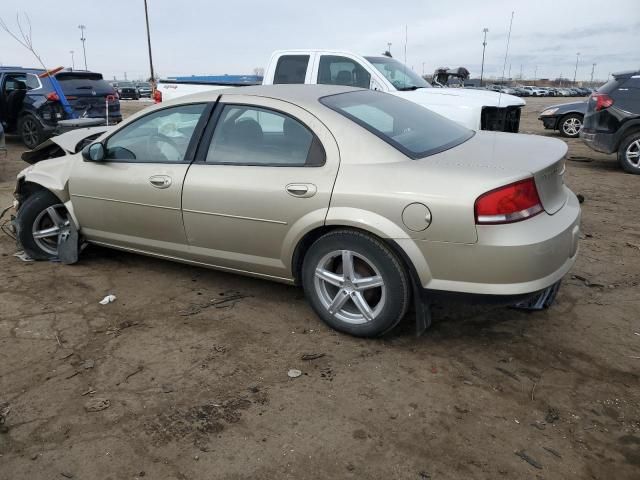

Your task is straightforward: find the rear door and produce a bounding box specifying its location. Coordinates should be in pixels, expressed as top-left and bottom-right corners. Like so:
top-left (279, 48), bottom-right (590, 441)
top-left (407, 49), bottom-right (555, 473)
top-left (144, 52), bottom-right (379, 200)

top-left (181, 94), bottom-right (340, 280)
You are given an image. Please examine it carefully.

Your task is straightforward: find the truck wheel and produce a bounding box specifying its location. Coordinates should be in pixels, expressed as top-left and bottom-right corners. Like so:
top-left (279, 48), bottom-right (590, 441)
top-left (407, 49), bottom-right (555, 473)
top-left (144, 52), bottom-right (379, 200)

top-left (302, 230), bottom-right (410, 337)
top-left (618, 132), bottom-right (640, 174)
top-left (19, 114), bottom-right (44, 149)
top-left (559, 114), bottom-right (583, 138)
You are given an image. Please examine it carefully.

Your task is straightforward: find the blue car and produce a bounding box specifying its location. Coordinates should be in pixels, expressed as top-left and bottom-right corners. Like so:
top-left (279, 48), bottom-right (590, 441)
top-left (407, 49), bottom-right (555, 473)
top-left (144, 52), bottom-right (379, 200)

top-left (0, 67), bottom-right (122, 149)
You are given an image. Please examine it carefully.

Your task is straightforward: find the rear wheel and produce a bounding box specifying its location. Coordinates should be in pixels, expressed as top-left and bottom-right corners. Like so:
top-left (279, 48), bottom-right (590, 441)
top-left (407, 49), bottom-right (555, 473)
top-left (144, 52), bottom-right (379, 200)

top-left (618, 132), bottom-right (640, 175)
top-left (559, 113), bottom-right (583, 138)
top-left (19, 114), bottom-right (43, 149)
top-left (302, 230), bottom-right (410, 337)
top-left (16, 190), bottom-right (70, 260)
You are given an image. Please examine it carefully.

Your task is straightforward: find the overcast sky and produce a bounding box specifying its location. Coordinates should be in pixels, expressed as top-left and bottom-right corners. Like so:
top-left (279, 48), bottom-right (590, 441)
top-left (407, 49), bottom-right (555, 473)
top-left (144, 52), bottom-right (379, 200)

top-left (1, 0), bottom-right (638, 82)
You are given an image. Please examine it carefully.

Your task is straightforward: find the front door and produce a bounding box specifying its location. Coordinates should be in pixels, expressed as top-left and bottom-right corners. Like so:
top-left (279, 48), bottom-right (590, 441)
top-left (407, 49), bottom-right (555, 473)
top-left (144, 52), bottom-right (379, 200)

top-left (182, 95), bottom-right (340, 280)
top-left (69, 102), bottom-right (211, 256)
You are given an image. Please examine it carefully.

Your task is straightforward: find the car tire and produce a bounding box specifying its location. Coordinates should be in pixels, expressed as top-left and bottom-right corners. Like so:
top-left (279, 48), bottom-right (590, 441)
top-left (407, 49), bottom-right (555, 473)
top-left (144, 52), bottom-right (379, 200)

top-left (18, 114), bottom-right (44, 149)
top-left (618, 131), bottom-right (640, 175)
top-left (302, 230), bottom-right (411, 337)
top-left (16, 190), bottom-right (70, 260)
top-left (559, 113), bottom-right (583, 138)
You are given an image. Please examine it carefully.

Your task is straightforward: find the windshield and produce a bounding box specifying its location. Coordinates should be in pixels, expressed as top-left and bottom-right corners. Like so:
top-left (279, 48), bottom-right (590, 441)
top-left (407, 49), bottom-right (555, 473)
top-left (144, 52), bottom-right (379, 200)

top-left (320, 90), bottom-right (473, 159)
top-left (364, 56), bottom-right (431, 91)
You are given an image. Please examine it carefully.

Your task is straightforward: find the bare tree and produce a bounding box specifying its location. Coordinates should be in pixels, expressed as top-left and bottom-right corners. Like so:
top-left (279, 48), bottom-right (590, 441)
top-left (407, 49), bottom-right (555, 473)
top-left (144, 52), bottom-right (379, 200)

top-left (0, 12), bottom-right (49, 71)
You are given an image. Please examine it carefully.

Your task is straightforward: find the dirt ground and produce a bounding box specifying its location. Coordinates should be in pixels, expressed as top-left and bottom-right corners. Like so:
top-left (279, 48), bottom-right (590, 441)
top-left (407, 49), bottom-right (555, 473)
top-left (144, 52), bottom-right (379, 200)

top-left (1, 97), bottom-right (639, 480)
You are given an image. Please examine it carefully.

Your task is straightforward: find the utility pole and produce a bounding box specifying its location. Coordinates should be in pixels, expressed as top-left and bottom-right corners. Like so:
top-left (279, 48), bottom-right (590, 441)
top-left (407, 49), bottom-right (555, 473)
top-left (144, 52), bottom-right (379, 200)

top-left (78, 24), bottom-right (87, 70)
top-left (69, 50), bottom-right (75, 70)
top-left (519, 64), bottom-right (523, 80)
top-left (422, 62), bottom-right (425, 76)
top-left (573, 52), bottom-right (580, 85)
top-left (534, 65), bottom-right (537, 86)
top-left (387, 42), bottom-right (392, 56)
top-left (143, 0), bottom-right (156, 85)
top-left (480, 28), bottom-right (488, 87)
top-left (590, 63), bottom-right (596, 86)
top-left (508, 63), bottom-right (511, 82)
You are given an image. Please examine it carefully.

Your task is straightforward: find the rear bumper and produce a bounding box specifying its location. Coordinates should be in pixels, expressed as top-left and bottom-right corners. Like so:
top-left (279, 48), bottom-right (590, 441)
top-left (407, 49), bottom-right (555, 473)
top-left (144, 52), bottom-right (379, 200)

top-left (399, 189), bottom-right (581, 298)
top-left (580, 129), bottom-right (616, 154)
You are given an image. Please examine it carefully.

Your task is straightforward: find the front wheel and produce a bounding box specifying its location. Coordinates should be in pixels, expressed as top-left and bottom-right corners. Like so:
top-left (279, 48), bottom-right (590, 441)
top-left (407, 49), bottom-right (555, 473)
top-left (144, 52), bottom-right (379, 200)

top-left (618, 132), bottom-right (640, 175)
top-left (302, 230), bottom-right (411, 337)
top-left (16, 190), bottom-right (71, 260)
top-left (559, 113), bottom-right (583, 138)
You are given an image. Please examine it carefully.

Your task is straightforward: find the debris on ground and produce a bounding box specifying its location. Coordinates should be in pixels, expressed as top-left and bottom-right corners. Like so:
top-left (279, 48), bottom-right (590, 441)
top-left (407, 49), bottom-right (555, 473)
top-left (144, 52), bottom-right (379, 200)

top-left (105, 319), bottom-right (139, 336)
top-left (0, 402), bottom-right (10, 432)
top-left (545, 407), bottom-right (560, 424)
top-left (82, 359), bottom-right (95, 370)
top-left (543, 446), bottom-right (562, 458)
top-left (178, 291), bottom-right (249, 316)
top-left (288, 369), bottom-right (302, 378)
top-left (626, 242), bottom-right (640, 251)
top-left (81, 387), bottom-right (96, 396)
top-left (61, 472), bottom-right (74, 478)
top-left (515, 450), bottom-right (543, 469)
top-left (84, 397), bottom-right (110, 412)
top-left (248, 383), bottom-right (260, 393)
top-left (571, 274), bottom-right (605, 288)
top-left (576, 193), bottom-right (585, 203)
top-left (99, 294), bottom-right (117, 305)
top-left (418, 471), bottom-right (431, 479)
top-left (117, 365), bottom-right (144, 385)
top-left (301, 353), bottom-right (325, 361)
top-left (13, 251), bottom-right (33, 262)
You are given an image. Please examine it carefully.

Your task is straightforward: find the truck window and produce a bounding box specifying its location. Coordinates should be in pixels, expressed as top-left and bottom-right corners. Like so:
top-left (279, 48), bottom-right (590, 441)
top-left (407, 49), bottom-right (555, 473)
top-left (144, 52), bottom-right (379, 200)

top-left (318, 56), bottom-right (371, 88)
top-left (273, 55), bottom-right (309, 84)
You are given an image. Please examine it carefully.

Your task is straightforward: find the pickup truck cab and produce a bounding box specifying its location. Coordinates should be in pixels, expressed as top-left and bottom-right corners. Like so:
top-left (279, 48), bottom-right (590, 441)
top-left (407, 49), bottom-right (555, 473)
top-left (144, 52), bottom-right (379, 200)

top-left (265, 50), bottom-right (524, 132)
top-left (159, 50), bottom-right (525, 133)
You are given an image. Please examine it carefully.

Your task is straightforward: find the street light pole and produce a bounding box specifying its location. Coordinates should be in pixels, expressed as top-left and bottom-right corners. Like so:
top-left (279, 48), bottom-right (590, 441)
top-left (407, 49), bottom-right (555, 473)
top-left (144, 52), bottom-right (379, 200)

top-left (69, 50), bottom-right (75, 70)
top-left (387, 42), bottom-right (392, 56)
top-left (573, 52), bottom-right (580, 85)
top-left (143, 0), bottom-right (156, 85)
top-left (480, 28), bottom-right (488, 87)
top-left (78, 25), bottom-right (87, 70)
top-left (590, 63), bottom-right (596, 86)
top-left (534, 65), bottom-right (537, 86)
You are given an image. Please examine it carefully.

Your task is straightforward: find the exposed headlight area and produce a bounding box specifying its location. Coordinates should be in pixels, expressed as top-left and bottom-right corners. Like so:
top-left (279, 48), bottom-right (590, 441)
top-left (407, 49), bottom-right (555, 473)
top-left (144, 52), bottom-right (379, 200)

top-left (540, 108), bottom-right (559, 116)
top-left (475, 178), bottom-right (544, 224)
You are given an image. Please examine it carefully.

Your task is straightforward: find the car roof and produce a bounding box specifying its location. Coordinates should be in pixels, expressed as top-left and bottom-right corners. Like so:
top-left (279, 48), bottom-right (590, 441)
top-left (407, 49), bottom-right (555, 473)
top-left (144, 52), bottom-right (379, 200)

top-left (612, 70), bottom-right (640, 79)
top-left (168, 84), bottom-right (363, 110)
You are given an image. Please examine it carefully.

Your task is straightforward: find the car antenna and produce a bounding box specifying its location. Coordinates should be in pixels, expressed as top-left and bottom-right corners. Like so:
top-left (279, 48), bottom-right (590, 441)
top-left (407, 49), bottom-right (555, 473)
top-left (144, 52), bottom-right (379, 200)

top-left (499, 11), bottom-right (515, 108)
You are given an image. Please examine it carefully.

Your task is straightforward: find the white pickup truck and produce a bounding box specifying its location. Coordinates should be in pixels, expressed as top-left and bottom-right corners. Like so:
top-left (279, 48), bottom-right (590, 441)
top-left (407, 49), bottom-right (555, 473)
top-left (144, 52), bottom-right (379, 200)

top-left (157, 49), bottom-right (525, 132)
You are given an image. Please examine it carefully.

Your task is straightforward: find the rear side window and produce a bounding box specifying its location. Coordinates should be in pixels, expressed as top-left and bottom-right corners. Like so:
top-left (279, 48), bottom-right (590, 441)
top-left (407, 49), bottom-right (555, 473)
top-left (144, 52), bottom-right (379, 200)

top-left (318, 55), bottom-right (371, 88)
top-left (55, 72), bottom-right (115, 95)
top-left (273, 55), bottom-right (309, 84)
top-left (26, 74), bottom-right (41, 90)
top-left (622, 77), bottom-right (640, 89)
top-left (206, 105), bottom-right (324, 166)
top-left (321, 90), bottom-right (473, 159)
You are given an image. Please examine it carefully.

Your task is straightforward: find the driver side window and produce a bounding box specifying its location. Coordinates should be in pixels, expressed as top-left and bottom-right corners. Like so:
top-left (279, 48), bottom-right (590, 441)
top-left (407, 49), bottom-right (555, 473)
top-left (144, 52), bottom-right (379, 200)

top-left (105, 103), bottom-right (206, 162)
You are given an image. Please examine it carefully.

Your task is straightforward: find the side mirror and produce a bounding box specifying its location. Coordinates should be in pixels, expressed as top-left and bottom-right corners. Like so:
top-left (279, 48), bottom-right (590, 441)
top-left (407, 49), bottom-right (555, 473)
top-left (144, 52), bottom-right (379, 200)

top-left (82, 142), bottom-right (106, 162)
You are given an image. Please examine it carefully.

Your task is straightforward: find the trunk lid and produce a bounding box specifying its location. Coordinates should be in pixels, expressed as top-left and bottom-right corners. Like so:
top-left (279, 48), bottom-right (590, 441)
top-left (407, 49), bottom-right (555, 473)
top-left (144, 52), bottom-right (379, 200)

top-left (429, 131), bottom-right (568, 214)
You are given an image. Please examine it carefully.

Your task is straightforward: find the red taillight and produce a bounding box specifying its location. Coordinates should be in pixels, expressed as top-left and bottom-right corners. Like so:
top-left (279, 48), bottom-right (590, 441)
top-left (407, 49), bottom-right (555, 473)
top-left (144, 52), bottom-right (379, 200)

top-left (153, 89), bottom-right (162, 103)
top-left (592, 92), bottom-right (614, 111)
top-left (46, 92), bottom-right (59, 101)
top-left (475, 178), bottom-right (543, 225)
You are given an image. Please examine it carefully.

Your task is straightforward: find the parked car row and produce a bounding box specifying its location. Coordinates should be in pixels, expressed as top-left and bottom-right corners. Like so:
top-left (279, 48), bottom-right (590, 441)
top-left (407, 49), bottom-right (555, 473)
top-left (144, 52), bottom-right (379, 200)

top-left (537, 70), bottom-right (640, 175)
top-left (108, 81), bottom-right (153, 100)
top-left (485, 84), bottom-right (593, 97)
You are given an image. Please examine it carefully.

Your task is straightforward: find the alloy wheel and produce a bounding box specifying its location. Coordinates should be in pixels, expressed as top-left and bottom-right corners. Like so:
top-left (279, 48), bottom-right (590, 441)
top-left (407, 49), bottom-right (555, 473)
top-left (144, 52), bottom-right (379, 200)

top-left (626, 139), bottom-right (640, 168)
top-left (31, 204), bottom-right (70, 256)
top-left (313, 249), bottom-right (386, 325)
top-left (22, 118), bottom-right (39, 148)
top-left (562, 117), bottom-right (582, 136)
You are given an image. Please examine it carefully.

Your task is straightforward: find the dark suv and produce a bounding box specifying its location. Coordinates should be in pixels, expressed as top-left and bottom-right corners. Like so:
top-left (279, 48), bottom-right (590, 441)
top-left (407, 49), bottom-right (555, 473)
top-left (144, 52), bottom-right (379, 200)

top-left (0, 67), bottom-right (122, 149)
top-left (581, 70), bottom-right (640, 174)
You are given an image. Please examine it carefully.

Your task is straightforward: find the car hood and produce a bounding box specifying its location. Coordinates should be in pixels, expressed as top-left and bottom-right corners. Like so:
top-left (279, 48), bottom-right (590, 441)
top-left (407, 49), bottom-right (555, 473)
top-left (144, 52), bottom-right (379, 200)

top-left (393, 87), bottom-right (525, 108)
top-left (540, 101), bottom-right (587, 114)
top-left (21, 126), bottom-right (112, 164)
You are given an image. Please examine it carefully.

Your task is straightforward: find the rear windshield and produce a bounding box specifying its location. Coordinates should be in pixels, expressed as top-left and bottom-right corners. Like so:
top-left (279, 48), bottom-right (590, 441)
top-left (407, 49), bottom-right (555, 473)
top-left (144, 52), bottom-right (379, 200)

top-left (597, 78), bottom-right (622, 95)
top-left (320, 90), bottom-right (473, 159)
top-left (55, 72), bottom-right (115, 95)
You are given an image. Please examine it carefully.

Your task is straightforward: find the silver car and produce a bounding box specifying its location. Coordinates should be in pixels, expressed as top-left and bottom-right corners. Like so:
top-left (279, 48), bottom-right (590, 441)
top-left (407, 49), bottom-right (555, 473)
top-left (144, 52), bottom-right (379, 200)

top-left (13, 85), bottom-right (581, 337)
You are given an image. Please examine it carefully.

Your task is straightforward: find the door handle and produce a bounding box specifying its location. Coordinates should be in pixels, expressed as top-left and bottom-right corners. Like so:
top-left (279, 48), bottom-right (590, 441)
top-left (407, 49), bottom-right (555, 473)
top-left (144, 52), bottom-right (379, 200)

top-left (149, 175), bottom-right (172, 189)
top-left (286, 183), bottom-right (317, 198)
